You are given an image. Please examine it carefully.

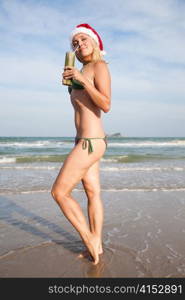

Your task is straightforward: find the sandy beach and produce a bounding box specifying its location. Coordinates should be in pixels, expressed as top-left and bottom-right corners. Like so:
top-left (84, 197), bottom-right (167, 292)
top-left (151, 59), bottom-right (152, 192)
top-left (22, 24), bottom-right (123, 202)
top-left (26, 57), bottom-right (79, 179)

top-left (0, 190), bottom-right (185, 278)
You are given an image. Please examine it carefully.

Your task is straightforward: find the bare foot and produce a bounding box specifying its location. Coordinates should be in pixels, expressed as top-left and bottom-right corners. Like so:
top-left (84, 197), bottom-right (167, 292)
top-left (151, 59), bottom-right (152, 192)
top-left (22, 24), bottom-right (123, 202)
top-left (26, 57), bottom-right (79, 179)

top-left (79, 241), bottom-right (103, 258)
top-left (84, 234), bottom-right (100, 265)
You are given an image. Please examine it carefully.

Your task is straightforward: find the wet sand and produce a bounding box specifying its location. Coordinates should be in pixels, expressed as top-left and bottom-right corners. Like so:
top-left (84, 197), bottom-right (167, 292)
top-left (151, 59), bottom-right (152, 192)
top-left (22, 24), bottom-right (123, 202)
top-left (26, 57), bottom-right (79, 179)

top-left (0, 191), bottom-right (185, 277)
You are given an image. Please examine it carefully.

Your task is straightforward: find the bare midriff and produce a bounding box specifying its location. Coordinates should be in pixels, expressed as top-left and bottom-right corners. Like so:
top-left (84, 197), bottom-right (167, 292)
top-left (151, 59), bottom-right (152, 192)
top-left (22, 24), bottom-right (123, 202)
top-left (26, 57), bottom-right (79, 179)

top-left (70, 87), bottom-right (106, 138)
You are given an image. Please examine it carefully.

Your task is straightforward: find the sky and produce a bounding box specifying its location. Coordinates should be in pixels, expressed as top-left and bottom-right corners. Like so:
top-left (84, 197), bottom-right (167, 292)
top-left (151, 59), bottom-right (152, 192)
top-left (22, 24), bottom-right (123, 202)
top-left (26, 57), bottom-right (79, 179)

top-left (0, 0), bottom-right (185, 137)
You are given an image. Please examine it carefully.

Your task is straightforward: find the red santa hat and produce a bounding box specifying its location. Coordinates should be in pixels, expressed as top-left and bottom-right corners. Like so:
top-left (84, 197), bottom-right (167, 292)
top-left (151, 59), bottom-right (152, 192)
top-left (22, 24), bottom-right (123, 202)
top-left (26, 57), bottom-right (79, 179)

top-left (70, 23), bottom-right (106, 55)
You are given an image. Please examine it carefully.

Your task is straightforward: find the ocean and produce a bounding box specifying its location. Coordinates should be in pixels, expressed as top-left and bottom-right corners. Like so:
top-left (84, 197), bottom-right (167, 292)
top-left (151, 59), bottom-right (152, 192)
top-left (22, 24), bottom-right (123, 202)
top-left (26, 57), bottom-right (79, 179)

top-left (1, 136), bottom-right (185, 277)
top-left (1, 136), bottom-right (185, 194)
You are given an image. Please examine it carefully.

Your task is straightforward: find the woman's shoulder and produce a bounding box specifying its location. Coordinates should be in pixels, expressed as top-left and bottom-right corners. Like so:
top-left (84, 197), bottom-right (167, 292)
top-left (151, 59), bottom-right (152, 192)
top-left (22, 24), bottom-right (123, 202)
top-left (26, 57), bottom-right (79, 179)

top-left (93, 60), bottom-right (109, 73)
top-left (93, 59), bottom-right (107, 67)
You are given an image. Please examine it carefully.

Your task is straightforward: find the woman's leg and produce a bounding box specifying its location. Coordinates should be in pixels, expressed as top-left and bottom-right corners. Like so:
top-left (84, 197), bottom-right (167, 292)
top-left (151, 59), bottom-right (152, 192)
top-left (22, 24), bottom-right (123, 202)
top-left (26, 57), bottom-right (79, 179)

top-left (81, 161), bottom-right (104, 255)
top-left (51, 139), bottom-right (106, 264)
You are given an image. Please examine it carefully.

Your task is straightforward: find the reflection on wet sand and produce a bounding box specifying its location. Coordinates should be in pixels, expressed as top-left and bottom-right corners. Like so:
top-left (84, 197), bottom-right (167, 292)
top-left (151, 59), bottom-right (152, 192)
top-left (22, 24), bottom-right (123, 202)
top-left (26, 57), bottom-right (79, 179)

top-left (0, 190), bottom-right (185, 277)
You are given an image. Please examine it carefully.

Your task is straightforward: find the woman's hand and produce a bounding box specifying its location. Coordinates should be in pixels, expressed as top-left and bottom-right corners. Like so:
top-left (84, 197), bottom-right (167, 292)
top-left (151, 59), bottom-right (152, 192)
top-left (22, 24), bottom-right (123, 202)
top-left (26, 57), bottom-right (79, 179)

top-left (62, 67), bottom-right (85, 85)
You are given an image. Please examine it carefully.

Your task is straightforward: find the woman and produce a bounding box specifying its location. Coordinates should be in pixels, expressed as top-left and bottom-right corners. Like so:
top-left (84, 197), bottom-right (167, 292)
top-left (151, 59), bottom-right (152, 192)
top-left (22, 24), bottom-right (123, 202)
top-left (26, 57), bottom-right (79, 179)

top-left (51, 24), bottom-right (111, 265)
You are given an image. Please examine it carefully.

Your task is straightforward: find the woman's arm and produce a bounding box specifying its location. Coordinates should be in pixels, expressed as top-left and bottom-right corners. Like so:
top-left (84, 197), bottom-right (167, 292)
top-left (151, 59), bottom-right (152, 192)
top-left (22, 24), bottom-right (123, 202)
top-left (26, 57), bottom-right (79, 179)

top-left (63, 61), bottom-right (111, 113)
top-left (83, 61), bottom-right (111, 113)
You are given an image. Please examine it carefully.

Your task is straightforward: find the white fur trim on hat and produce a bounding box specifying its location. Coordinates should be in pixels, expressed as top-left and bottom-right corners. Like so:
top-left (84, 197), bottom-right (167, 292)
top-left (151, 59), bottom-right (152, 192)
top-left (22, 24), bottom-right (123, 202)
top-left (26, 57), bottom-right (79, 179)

top-left (70, 27), bottom-right (99, 47)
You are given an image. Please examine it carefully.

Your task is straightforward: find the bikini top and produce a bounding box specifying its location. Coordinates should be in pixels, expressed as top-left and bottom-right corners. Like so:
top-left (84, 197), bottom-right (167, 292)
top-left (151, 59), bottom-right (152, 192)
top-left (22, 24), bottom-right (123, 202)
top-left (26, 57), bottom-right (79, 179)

top-left (68, 73), bottom-right (94, 94)
top-left (68, 79), bottom-right (84, 94)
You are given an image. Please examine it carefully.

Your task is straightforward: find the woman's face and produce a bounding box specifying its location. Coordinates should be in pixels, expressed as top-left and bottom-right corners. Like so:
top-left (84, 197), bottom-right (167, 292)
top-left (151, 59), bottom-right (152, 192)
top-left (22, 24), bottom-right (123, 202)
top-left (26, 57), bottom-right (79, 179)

top-left (72, 33), bottom-right (94, 62)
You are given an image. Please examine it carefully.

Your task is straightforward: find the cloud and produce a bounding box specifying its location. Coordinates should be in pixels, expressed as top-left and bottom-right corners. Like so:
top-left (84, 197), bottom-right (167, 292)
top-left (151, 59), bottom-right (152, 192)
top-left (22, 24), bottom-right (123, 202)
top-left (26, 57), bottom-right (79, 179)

top-left (0, 0), bottom-right (184, 136)
top-left (0, 0), bottom-right (68, 36)
top-left (0, 56), bottom-right (61, 89)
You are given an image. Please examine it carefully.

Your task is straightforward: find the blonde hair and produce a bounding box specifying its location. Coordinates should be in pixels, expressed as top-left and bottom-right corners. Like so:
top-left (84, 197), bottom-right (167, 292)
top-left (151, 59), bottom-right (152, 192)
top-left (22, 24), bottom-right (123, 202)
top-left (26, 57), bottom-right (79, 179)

top-left (91, 39), bottom-right (103, 62)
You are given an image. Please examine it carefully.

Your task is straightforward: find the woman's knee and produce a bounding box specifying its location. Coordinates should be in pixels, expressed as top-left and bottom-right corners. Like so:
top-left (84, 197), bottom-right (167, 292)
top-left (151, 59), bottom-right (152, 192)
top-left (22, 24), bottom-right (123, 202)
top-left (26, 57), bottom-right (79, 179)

top-left (51, 185), bottom-right (67, 204)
